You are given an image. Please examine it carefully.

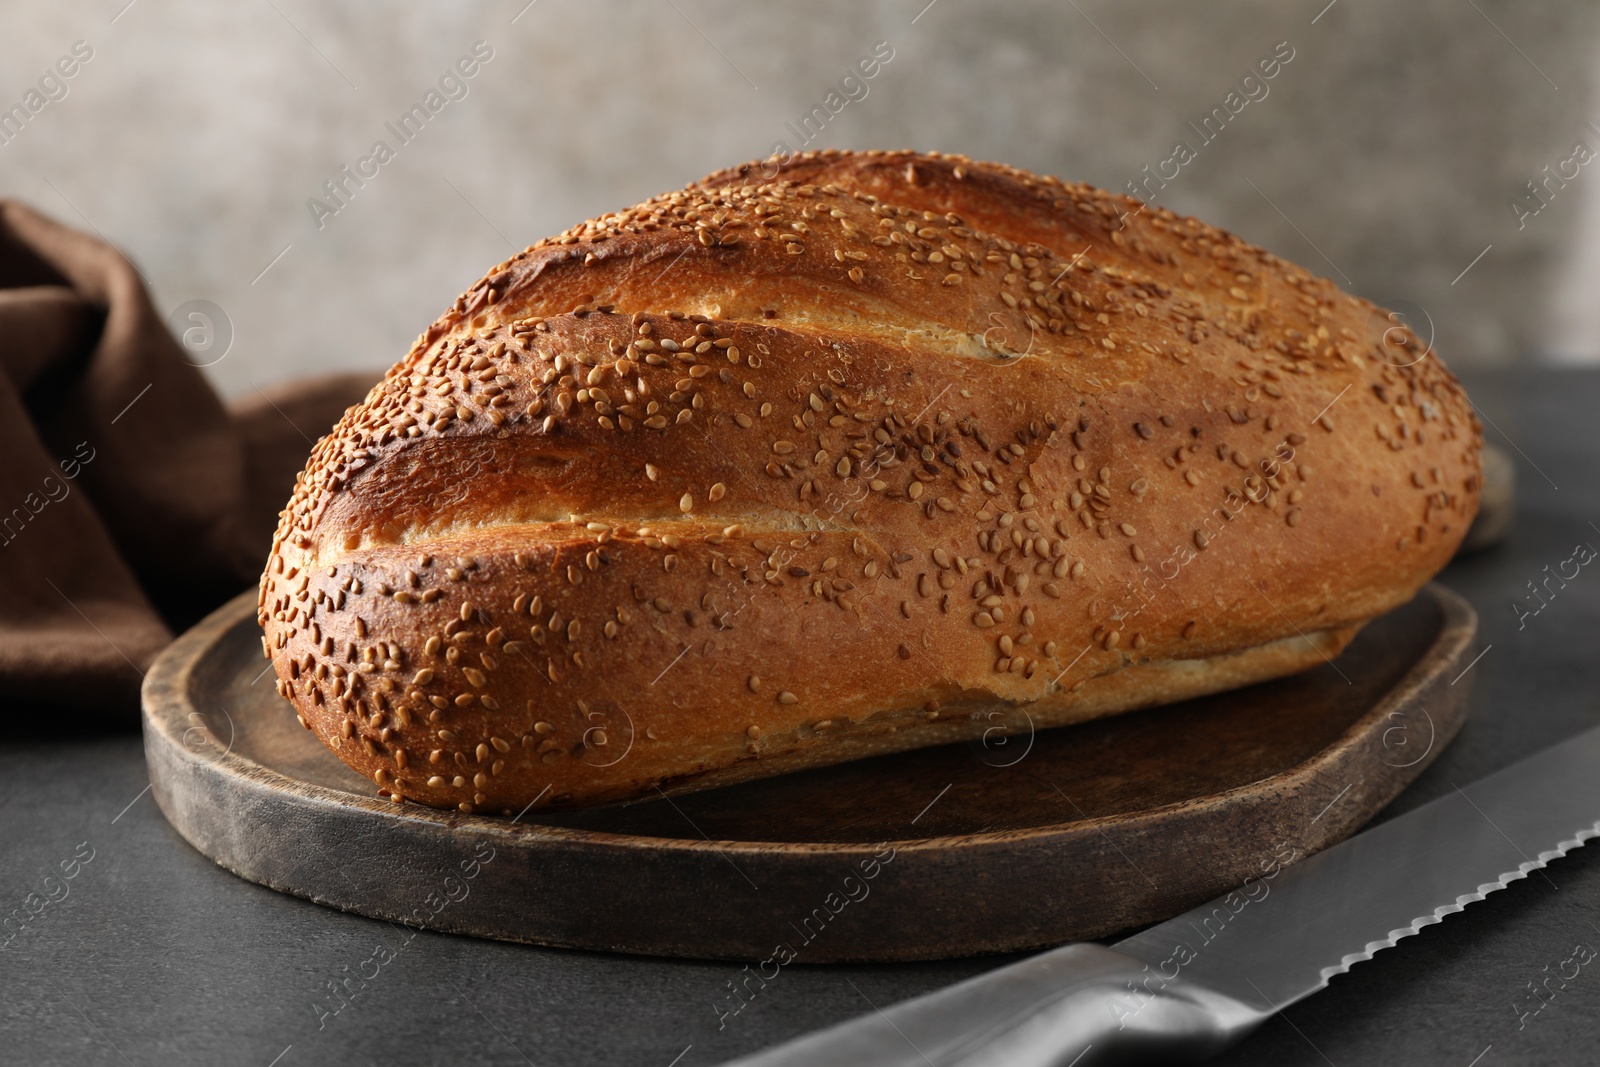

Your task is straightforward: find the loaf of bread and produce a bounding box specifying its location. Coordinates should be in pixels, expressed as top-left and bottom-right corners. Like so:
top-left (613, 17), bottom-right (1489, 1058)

top-left (259, 149), bottom-right (1481, 813)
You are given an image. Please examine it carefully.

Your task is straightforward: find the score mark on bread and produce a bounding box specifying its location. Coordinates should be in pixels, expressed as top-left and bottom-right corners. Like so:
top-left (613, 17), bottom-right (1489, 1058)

top-left (259, 149), bottom-right (1481, 813)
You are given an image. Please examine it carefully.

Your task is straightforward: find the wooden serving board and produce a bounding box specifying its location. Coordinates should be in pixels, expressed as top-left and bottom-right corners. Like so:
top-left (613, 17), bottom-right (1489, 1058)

top-left (143, 584), bottom-right (1475, 962)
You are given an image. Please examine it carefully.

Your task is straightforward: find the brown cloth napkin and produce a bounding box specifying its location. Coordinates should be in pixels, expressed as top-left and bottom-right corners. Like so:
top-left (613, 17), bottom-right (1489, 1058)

top-left (0, 201), bottom-right (375, 719)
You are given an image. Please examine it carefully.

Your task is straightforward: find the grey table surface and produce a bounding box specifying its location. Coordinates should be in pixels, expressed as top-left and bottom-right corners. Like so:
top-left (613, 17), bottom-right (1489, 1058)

top-left (3, 368), bottom-right (1598, 1067)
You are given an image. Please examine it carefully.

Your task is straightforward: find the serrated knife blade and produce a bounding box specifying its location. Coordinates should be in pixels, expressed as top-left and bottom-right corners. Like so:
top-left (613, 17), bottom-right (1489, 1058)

top-left (725, 725), bottom-right (1600, 1067)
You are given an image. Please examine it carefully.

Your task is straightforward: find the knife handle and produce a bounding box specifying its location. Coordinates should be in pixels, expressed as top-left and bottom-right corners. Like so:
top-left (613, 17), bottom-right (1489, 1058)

top-left (727, 942), bottom-right (1268, 1067)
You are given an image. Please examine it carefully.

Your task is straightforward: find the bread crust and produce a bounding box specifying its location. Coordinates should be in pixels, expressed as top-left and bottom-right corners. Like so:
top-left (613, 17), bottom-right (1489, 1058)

top-left (259, 149), bottom-right (1481, 813)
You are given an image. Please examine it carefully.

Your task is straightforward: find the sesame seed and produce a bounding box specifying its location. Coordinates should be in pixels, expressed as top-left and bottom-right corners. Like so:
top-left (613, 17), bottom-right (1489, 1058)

top-left (778, 691), bottom-right (798, 705)
top-left (679, 493), bottom-right (694, 513)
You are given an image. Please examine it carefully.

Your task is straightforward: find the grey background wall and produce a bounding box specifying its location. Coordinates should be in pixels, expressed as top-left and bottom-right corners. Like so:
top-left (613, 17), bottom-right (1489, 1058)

top-left (2, 0), bottom-right (1597, 398)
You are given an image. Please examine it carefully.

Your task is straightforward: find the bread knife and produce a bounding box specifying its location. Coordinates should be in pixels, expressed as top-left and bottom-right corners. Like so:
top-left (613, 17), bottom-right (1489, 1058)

top-left (724, 725), bottom-right (1600, 1066)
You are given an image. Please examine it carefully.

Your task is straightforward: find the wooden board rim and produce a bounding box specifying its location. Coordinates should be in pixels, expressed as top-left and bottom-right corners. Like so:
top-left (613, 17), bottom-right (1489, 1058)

top-left (142, 584), bottom-right (1476, 960)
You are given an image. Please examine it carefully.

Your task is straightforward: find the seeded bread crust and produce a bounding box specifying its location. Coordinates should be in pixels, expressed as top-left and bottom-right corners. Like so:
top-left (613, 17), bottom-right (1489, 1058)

top-left (259, 149), bottom-right (1481, 813)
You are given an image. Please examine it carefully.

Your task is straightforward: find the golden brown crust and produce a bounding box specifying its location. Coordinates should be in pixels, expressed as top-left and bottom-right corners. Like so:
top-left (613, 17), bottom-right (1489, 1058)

top-left (259, 149), bottom-right (1481, 813)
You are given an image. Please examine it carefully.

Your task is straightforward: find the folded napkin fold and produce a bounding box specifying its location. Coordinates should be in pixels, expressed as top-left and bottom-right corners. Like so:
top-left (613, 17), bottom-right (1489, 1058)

top-left (0, 201), bottom-right (374, 718)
